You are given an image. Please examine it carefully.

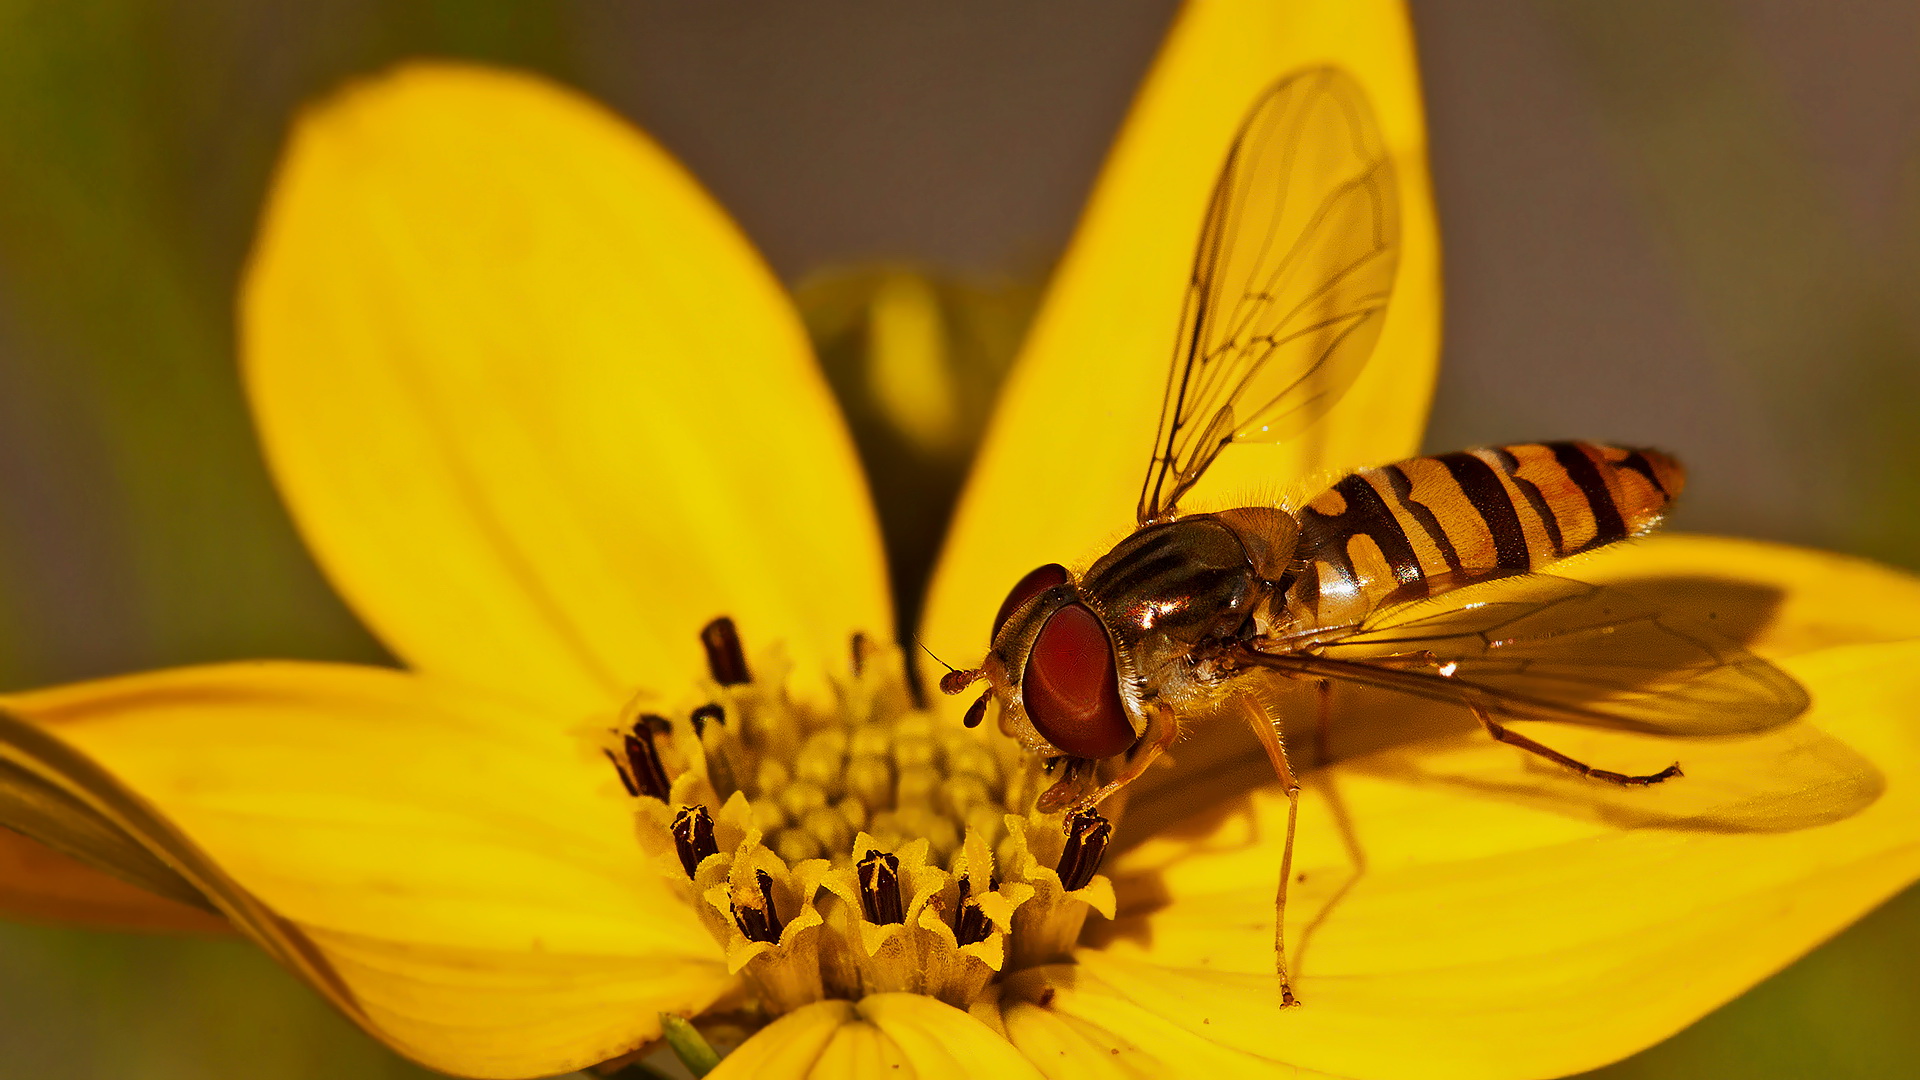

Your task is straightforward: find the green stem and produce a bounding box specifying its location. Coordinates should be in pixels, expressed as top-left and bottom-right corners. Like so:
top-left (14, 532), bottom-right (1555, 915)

top-left (660, 1013), bottom-right (723, 1078)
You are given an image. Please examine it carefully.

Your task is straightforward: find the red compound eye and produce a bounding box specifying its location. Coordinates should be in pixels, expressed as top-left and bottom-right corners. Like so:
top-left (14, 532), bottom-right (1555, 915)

top-left (992, 562), bottom-right (1069, 639)
top-left (1021, 603), bottom-right (1133, 758)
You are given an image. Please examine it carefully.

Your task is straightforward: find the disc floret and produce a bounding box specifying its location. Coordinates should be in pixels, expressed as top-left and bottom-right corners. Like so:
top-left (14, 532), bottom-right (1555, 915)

top-left (609, 619), bottom-right (1116, 1014)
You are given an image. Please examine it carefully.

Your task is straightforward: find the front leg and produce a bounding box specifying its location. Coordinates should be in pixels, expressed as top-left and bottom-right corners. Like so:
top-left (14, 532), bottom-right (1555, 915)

top-left (1035, 703), bottom-right (1178, 814)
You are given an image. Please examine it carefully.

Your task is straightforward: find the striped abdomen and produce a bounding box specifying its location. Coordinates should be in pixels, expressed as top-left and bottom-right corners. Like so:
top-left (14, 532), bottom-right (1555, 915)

top-left (1280, 442), bottom-right (1684, 629)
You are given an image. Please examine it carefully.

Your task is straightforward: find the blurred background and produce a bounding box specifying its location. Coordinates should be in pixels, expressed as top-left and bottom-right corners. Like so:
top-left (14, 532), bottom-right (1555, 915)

top-left (0, 1), bottom-right (1916, 1077)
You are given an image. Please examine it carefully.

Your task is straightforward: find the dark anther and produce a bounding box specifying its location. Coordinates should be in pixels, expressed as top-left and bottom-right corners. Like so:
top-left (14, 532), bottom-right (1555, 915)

top-left (603, 749), bottom-right (640, 797)
top-left (963, 690), bottom-right (990, 729)
top-left (953, 872), bottom-right (991, 947)
top-left (856, 850), bottom-right (905, 925)
top-left (731, 868), bottom-right (785, 944)
top-left (671, 805), bottom-right (718, 878)
top-left (700, 616), bottom-right (752, 686)
top-left (1055, 810), bottom-right (1113, 892)
top-left (850, 632), bottom-right (868, 677)
top-left (621, 724), bottom-right (672, 801)
top-left (689, 703), bottom-right (726, 737)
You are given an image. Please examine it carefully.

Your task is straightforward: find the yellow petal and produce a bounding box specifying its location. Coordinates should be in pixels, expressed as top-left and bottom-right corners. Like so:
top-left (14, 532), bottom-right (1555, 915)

top-left (243, 63), bottom-right (890, 716)
top-left (992, 969), bottom-right (1337, 1079)
top-left (923, 0), bottom-right (1437, 683)
top-left (711, 994), bottom-right (1044, 1080)
top-left (708, 1000), bottom-right (855, 1079)
top-left (1061, 627), bottom-right (1920, 1079)
top-left (0, 826), bottom-right (227, 933)
top-left (854, 993), bottom-right (1046, 1079)
top-left (0, 663), bottom-right (731, 1078)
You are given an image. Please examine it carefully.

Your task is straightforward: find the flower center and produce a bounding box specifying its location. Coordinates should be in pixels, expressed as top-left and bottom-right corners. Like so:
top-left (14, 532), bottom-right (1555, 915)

top-left (603, 618), bottom-right (1118, 1015)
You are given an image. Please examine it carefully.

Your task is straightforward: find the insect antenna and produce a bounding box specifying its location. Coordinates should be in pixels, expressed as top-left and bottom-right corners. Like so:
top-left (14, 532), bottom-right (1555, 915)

top-left (915, 635), bottom-right (984, 697)
top-left (914, 635), bottom-right (958, 676)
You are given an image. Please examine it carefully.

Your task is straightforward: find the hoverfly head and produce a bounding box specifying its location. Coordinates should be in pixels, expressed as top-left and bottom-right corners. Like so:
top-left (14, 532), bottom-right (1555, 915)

top-left (972, 562), bottom-right (1141, 762)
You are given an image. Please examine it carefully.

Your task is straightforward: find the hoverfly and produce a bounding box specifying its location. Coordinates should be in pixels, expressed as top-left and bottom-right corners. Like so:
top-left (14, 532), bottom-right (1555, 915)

top-left (940, 67), bottom-right (1809, 1005)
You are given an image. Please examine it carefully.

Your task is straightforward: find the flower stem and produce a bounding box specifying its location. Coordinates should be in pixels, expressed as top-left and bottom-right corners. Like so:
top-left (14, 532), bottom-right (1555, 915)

top-left (659, 1013), bottom-right (723, 1077)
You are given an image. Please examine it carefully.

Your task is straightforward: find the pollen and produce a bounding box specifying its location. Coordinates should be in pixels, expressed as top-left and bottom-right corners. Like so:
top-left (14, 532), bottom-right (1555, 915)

top-left (604, 618), bottom-right (1117, 1015)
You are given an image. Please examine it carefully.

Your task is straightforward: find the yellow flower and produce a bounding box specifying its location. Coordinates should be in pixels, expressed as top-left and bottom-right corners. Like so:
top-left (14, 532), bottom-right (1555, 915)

top-left (4, 1), bottom-right (1920, 1077)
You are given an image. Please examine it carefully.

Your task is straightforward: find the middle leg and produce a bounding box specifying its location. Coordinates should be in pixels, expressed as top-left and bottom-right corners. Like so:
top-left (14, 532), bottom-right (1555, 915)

top-left (1234, 690), bottom-right (1303, 1008)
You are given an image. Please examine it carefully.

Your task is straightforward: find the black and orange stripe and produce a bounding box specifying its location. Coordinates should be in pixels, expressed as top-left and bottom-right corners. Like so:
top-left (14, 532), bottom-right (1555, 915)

top-left (1280, 441), bottom-right (1684, 627)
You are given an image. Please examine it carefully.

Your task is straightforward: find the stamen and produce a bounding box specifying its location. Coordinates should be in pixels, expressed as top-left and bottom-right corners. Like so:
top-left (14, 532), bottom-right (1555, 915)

top-left (850, 632), bottom-right (868, 676)
top-left (1056, 810), bottom-right (1112, 891)
top-left (953, 871), bottom-right (991, 946)
top-left (672, 805), bottom-right (719, 878)
top-left (855, 850), bottom-right (905, 925)
top-left (621, 723), bottom-right (672, 801)
top-left (696, 705), bottom-right (740, 799)
top-left (732, 868), bottom-right (785, 944)
top-left (963, 691), bottom-right (990, 729)
top-left (690, 702), bottom-right (727, 737)
top-left (603, 749), bottom-right (640, 797)
top-left (701, 616), bottom-right (752, 686)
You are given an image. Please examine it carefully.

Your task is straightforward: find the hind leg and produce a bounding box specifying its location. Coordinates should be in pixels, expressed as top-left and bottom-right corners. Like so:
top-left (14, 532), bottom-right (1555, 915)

top-left (1470, 703), bottom-right (1681, 786)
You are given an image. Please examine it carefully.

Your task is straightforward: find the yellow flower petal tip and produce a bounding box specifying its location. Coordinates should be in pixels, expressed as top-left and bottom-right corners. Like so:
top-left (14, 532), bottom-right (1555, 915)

top-left (243, 60), bottom-right (890, 717)
top-left (922, 0), bottom-right (1437, 691)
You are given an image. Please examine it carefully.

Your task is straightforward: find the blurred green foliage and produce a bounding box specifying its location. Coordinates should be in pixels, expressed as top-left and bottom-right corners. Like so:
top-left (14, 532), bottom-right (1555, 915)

top-left (0, 2), bottom-right (1914, 1078)
top-left (0, 920), bottom-right (435, 1079)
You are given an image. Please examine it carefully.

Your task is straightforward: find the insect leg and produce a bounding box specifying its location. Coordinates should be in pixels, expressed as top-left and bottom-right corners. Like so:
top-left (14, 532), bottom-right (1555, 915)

top-left (1469, 703), bottom-right (1682, 786)
top-left (1069, 705), bottom-right (1178, 812)
top-left (1313, 678), bottom-right (1333, 768)
top-left (1235, 690), bottom-right (1302, 1008)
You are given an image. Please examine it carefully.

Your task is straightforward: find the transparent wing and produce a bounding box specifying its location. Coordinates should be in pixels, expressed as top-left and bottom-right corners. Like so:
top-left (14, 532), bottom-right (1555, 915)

top-left (1138, 67), bottom-right (1400, 524)
top-left (1241, 575), bottom-right (1809, 735)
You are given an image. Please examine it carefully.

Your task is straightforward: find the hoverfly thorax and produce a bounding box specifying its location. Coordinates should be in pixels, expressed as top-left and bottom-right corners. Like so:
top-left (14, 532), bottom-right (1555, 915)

top-left (1078, 511), bottom-right (1294, 689)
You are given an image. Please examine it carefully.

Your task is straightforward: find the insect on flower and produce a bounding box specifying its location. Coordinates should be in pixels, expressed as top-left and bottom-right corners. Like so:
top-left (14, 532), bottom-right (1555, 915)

top-left (941, 67), bottom-right (1813, 1006)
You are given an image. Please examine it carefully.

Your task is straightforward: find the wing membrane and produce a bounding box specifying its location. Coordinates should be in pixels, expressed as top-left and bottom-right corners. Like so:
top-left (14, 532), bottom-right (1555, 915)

top-left (1139, 67), bottom-right (1400, 523)
top-left (1242, 575), bottom-right (1809, 735)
